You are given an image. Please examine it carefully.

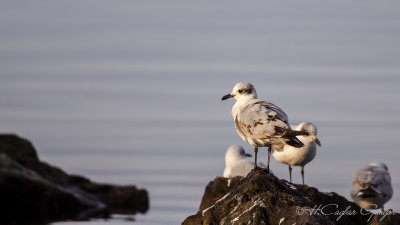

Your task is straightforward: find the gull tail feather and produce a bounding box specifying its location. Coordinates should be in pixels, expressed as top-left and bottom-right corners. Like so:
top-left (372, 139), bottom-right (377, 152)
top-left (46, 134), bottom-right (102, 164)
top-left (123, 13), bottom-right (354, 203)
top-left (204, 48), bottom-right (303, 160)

top-left (286, 137), bottom-right (304, 148)
top-left (284, 130), bottom-right (309, 148)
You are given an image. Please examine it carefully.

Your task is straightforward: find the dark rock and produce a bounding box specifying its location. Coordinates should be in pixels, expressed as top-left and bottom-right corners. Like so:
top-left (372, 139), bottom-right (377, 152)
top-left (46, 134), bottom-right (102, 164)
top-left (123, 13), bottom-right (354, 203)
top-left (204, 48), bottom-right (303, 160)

top-left (199, 176), bottom-right (242, 211)
top-left (19, 155), bottom-right (149, 215)
top-left (369, 212), bottom-right (400, 225)
top-left (0, 134), bottom-right (149, 223)
top-left (0, 154), bottom-right (103, 223)
top-left (77, 179), bottom-right (149, 214)
top-left (0, 134), bottom-right (39, 162)
top-left (182, 170), bottom-right (399, 225)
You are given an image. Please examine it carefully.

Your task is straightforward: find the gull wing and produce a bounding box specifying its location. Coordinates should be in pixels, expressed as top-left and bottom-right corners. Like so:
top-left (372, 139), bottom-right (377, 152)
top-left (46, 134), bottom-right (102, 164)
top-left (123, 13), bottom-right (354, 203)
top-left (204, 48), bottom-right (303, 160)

top-left (236, 100), bottom-right (291, 140)
top-left (255, 101), bottom-right (288, 123)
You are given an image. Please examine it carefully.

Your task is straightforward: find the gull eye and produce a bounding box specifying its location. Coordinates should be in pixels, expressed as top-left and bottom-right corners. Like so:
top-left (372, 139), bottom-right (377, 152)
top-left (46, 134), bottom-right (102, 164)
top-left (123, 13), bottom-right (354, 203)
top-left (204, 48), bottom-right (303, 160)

top-left (238, 89), bottom-right (244, 94)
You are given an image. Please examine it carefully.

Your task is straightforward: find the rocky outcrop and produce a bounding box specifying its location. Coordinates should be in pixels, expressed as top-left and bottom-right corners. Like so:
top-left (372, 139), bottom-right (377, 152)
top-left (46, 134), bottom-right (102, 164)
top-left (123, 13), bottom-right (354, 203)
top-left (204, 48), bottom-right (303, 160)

top-left (0, 134), bottom-right (149, 224)
top-left (183, 170), bottom-right (399, 225)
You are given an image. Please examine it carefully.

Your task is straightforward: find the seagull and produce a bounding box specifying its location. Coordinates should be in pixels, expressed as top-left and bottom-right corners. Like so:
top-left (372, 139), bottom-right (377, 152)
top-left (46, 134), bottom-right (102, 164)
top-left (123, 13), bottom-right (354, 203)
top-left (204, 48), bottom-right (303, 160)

top-left (271, 122), bottom-right (321, 185)
top-left (221, 82), bottom-right (308, 172)
top-left (351, 162), bottom-right (393, 210)
top-left (223, 145), bottom-right (266, 178)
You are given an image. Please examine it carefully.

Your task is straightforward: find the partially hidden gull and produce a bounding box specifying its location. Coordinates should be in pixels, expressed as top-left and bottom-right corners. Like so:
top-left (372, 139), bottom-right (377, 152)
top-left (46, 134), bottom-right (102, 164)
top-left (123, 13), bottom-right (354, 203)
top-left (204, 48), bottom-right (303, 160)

top-left (351, 162), bottom-right (393, 210)
top-left (223, 144), bottom-right (266, 178)
top-left (272, 122), bottom-right (321, 185)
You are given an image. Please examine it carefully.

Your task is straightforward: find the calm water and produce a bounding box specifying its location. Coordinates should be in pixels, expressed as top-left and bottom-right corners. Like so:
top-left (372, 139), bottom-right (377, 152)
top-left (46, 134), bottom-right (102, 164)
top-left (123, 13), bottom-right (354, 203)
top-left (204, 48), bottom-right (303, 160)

top-left (1, 1), bottom-right (400, 224)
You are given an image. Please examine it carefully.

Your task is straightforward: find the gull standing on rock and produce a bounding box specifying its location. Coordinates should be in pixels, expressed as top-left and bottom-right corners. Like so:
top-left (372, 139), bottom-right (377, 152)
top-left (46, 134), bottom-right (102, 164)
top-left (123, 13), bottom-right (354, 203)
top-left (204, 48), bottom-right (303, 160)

top-left (223, 145), bottom-right (266, 178)
top-left (351, 162), bottom-right (393, 210)
top-left (221, 82), bottom-right (308, 172)
top-left (271, 122), bottom-right (321, 185)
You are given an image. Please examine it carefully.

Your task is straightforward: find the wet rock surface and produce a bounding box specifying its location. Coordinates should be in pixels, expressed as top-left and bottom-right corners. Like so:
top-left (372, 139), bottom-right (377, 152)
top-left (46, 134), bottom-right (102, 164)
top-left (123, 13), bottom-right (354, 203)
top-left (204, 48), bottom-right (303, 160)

top-left (0, 134), bottom-right (149, 224)
top-left (183, 169), bottom-right (399, 225)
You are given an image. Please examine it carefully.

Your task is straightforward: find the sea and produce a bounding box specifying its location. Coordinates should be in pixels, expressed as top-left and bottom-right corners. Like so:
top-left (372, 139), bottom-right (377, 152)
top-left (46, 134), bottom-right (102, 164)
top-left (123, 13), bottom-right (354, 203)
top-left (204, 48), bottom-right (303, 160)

top-left (0, 1), bottom-right (399, 224)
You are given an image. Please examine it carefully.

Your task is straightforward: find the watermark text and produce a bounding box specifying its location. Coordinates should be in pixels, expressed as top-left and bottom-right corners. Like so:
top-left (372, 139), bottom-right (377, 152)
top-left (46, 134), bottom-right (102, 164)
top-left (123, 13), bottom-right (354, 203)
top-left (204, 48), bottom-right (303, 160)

top-left (296, 204), bottom-right (396, 222)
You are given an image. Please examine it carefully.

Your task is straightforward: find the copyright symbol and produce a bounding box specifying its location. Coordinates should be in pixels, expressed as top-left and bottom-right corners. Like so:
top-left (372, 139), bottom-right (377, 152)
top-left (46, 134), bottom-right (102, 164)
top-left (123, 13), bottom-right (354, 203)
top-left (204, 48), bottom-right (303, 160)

top-left (296, 207), bottom-right (304, 215)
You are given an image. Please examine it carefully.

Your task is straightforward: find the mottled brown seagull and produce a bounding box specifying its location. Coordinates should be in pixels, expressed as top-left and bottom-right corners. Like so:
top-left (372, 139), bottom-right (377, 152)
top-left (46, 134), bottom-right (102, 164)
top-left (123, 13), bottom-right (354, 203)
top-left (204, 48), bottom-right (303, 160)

top-left (221, 82), bottom-right (307, 172)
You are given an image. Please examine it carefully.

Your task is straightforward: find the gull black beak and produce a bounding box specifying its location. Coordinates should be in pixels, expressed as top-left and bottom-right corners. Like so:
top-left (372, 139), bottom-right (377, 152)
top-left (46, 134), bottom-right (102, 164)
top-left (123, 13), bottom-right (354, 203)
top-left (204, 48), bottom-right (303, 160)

top-left (314, 137), bottom-right (321, 147)
top-left (221, 94), bottom-right (234, 101)
top-left (245, 153), bottom-right (252, 157)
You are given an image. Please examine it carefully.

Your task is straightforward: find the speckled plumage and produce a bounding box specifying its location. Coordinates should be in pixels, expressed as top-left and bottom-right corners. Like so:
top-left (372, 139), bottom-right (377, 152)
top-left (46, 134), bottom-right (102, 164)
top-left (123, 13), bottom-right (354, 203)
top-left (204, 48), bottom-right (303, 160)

top-left (222, 82), bottom-right (307, 171)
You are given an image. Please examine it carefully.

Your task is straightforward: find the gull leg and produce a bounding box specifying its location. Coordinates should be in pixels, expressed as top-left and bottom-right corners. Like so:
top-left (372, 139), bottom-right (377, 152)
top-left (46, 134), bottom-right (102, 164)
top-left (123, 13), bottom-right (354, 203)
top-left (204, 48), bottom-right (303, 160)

top-left (301, 166), bottom-right (305, 185)
top-left (265, 146), bottom-right (271, 173)
top-left (254, 147), bottom-right (258, 170)
top-left (288, 165), bottom-right (292, 183)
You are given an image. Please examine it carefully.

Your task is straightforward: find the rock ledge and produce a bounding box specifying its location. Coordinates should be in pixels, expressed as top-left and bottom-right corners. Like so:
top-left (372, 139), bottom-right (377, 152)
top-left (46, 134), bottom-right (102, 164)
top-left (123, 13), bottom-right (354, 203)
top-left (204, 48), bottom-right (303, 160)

top-left (183, 170), bottom-right (399, 225)
top-left (0, 134), bottom-right (149, 224)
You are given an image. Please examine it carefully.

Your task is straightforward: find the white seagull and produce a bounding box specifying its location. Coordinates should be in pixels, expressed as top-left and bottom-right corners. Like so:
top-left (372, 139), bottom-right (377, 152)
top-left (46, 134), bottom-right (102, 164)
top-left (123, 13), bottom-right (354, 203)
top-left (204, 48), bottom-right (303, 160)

top-left (351, 162), bottom-right (393, 210)
top-left (221, 82), bottom-right (308, 172)
top-left (271, 122), bottom-right (321, 185)
top-left (223, 145), bottom-right (266, 178)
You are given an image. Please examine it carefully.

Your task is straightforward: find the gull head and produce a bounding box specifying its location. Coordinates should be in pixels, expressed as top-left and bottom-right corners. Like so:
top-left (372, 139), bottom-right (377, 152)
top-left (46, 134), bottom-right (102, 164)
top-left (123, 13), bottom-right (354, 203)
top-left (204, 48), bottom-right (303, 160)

top-left (369, 162), bottom-right (389, 171)
top-left (225, 145), bottom-right (251, 167)
top-left (221, 82), bottom-right (257, 101)
top-left (297, 122), bottom-right (321, 147)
